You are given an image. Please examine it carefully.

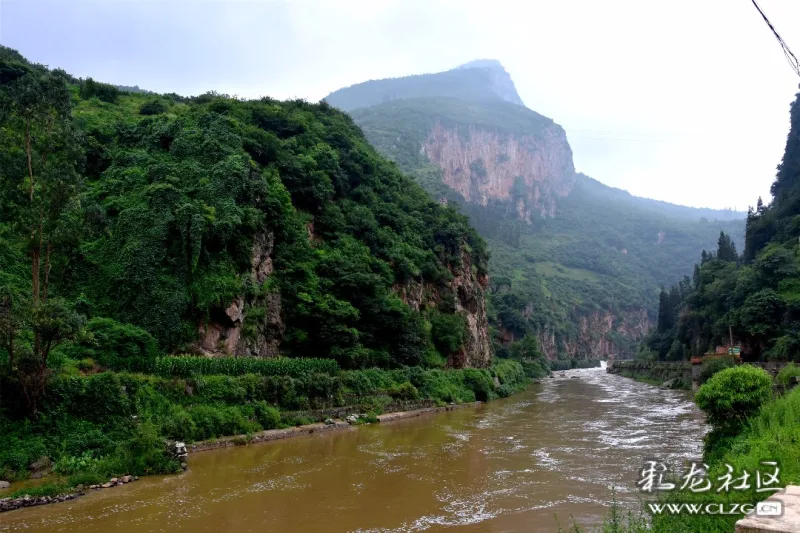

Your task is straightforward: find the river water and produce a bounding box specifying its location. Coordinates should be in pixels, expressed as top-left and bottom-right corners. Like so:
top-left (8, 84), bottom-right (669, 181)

top-left (0, 367), bottom-right (706, 533)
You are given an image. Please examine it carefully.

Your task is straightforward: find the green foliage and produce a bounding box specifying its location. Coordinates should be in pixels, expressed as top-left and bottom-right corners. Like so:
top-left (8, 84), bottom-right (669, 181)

top-left (79, 78), bottom-right (120, 103)
top-left (253, 401), bottom-right (281, 429)
top-left (60, 317), bottom-right (157, 371)
top-left (776, 362), bottom-right (800, 388)
top-left (0, 52), bottom-right (85, 413)
top-left (430, 311), bottom-right (467, 358)
top-left (138, 99), bottom-right (168, 115)
top-left (695, 366), bottom-right (773, 431)
top-left (387, 381), bottom-right (419, 400)
top-left (502, 334), bottom-right (550, 378)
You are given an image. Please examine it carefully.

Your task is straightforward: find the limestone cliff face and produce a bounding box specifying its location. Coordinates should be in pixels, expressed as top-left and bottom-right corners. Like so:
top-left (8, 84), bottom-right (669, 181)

top-left (197, 232), bottom-right (284, 357)
top-left (422, 122), bottom-right (575, 219)
top-left (394, 248), bottom-right (492, 369)
top-left (539, 309), bottom-right (651, 360)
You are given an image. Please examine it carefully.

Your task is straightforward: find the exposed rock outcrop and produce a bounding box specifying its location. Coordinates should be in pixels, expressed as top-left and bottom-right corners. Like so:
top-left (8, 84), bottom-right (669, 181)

top-left (539, 309), bottom-right (651, 360)
top-left (450, 251), bottom-right (492, 368)
top-left (197, 232), bottom-right (284, 357)
top-left (394, 249), bottom-right (492, 369)
top-left (423, 122), bottom-right (575, 220)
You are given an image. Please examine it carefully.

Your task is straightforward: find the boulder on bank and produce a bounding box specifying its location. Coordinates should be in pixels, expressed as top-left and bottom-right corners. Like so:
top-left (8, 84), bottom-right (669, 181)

top-left (0, 481), bottom-right (9, 489)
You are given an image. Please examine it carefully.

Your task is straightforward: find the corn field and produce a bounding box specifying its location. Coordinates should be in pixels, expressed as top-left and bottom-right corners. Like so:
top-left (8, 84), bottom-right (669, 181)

top-left (151, 356), bottom-right (339, 378)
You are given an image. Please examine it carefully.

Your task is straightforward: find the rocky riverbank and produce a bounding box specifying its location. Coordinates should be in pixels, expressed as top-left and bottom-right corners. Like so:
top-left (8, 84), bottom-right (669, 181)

top-left (0, 475), bottom-right (140, 513)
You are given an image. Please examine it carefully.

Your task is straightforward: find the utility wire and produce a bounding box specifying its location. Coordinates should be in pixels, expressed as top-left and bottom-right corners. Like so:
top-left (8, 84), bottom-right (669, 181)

top-left (750, 0), bottom-right (800, 78)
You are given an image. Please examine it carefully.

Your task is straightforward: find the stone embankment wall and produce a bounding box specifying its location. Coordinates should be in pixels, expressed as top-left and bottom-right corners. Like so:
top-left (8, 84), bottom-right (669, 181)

top-left (609, 360), bottom-right (795, 391)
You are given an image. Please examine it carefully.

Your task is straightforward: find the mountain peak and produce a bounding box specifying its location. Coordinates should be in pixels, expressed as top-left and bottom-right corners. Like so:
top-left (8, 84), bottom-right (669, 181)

top-left (456, 59), bottom-right (507, 71)
top-left (453, 59), bottom-right (523, 107)
top-left (323, 60), bottom-right (524, 112)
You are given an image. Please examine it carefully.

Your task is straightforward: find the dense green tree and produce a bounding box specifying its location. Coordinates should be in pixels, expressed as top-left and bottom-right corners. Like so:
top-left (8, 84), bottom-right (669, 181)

top-left (0, 59), bottom-right (84, 413)
top-left (716, 231), bottom-right (738, 262)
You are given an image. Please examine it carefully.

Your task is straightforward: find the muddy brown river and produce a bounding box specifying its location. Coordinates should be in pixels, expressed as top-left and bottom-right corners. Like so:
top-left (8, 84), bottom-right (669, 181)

top-left (0, 367), bottom-right (706, 533)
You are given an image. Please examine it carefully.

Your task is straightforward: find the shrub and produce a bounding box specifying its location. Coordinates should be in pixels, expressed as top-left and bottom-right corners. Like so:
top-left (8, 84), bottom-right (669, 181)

top-left (117, 421), bottom-right (181, 475)
top-left (695, 366), bottom-right (773, 431)
top-left (776, 363), bottom-right (800, 389)
top-left (187, 404), bottom-right (258, 441)
top-left (79, 78), bottom-right (120, 103)
top-left (77, 358), bottom-right (95, 372)
top-left (0, 435), bottom-right (48, 480)
top-left (429, 312), bottom-right (467, 357)
top-left (61, 424), bottom-right (115, 458)
top-left (139, 99), bottom-right (168, 115)
top-left (463, 368), bottom-right (495, 402)
top-left (387, 381), bottom-right (419, 400)
top-left (63, 318), bottom-right (157, 371)
top-left (54, 452), bottom-right (99, 475)
top-left (698, 357), bottom-right (735, 384)
top-left (159, 405), bottom-right (196, 441)
top-left (253, 401), bottom-right (280, 430)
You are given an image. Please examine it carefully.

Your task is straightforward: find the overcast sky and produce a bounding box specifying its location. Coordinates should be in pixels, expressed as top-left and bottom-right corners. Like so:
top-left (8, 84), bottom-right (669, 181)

top-left (2, 0), bottom-right (799, 211)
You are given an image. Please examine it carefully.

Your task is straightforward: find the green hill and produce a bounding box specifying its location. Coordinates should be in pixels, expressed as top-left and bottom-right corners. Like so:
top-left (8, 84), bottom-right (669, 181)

top-left (0, 45), bottom-right (494, 373)
top-left (327, 61), bottom-right (746, 360)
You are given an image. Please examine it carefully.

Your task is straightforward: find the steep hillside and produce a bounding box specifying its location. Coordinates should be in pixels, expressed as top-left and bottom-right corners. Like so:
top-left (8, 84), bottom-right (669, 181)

top-left (326, 61), bottom-right (746, 361)
top-left (0, 46), bottom-right (492, 371)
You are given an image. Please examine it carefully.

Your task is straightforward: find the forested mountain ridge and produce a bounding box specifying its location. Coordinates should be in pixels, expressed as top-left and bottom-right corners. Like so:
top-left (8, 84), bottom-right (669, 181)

top-left (644, 90), bottom-right (800, 362)
top-left (325, 60), bottom-right (746, 361)
top-left (0, 46), bottom-right (493, 373)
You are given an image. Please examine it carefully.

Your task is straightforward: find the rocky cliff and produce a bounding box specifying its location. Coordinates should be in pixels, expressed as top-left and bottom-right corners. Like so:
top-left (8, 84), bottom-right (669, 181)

top-left (423, 121), bottom-right (575, 219)
top-left (196, 232), bottom-right (283, 358)
top-left (198, 233), bottom-right (492, 368)
top-left (539, 309), bottom-right (651, 360)
top-left (395, 249), bottom-right (492, 369)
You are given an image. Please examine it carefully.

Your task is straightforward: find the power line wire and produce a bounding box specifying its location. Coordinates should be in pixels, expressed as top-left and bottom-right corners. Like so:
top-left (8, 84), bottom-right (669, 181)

top-left (749, 0), bottom-right (800, 78)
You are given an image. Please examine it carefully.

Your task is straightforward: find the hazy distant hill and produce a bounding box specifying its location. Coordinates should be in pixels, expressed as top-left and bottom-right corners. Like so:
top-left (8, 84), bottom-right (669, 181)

top-left (325, 61), bottom-right (524, 112)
